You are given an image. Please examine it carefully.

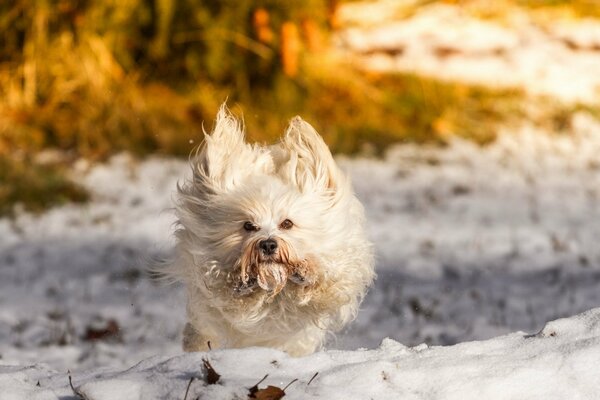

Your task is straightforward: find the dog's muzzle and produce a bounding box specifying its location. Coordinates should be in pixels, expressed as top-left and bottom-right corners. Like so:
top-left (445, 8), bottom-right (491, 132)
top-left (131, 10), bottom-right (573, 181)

top-left (233, 238), bottom-right (315, 298)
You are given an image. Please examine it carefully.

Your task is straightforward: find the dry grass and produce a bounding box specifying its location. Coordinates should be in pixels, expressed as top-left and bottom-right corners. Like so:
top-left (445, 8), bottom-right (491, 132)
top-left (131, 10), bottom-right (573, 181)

top-left (0, 1), bottom-right (597, 215)
top-left (222, 53), bottom-right (530, 154)
top-left (436, 0), bottom-right (600, 21)
top-left (0, 0), bottom-right (588, 160)
top-left (517, 0), bottom-right (600, 18)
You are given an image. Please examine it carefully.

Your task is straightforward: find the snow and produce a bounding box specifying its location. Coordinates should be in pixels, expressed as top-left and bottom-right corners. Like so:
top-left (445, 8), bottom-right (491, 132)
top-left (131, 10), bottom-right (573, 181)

top-left (78, 380), bottom-right (142, 400)
top-left (2, 308), bottom-right (600, 399)
top-left (0, 155), bottom-right (186, 370)
top-left (5, 4), bottom-right (600, 388)
top-left (337, 3), bottom-right (600, 103)
top-left (2, 114), bottom-right (600, 397)
top-left (3, 5), bottom-right (600, 392)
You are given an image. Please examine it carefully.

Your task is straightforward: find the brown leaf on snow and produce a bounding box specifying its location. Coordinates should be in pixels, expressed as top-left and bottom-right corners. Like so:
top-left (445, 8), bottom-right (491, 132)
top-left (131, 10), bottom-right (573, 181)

top-left (248, 376), bottom-right (297, 400)
top-left (202, 357), bottom-right (221, 384)
top-left (82, 319), bottom-right (120, 342)
top-left (251, 385), bottom-right (286, 400)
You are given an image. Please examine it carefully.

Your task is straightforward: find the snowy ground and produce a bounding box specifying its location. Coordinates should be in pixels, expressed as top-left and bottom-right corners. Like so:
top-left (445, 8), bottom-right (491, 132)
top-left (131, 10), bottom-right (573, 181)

top-left (3, 308), bottom-right (600, 399)
top-left (3, 4), bottom-right (600, 395)
top-left (2, 113), bottom-right (600, 378)
top-left (337, 2), bottom-right (600, 103)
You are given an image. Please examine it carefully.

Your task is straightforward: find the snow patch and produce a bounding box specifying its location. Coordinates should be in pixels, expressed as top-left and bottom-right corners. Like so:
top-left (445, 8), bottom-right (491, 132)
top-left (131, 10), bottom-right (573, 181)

top-left (337, 4), bottom-right (600, 103)
top-left (2, 308), bottom-right (600, 399)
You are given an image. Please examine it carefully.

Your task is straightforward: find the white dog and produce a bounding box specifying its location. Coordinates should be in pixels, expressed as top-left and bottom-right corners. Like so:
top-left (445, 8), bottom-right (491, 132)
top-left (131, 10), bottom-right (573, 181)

top-left (162, 106), bottom-right (375, 356)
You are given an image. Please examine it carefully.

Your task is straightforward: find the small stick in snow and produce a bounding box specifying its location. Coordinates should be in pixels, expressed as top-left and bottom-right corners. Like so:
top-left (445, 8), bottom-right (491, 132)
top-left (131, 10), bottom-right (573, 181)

top-left (68, 371), bottom-right (87, 400)
top-left (283, 379), bottom-right (298, 391)
top-left (248, 374), bottom-right (269, 397)
top-left (307, 372), bottom-right (319, 386)
top-left (183, 377), bottom-right (195, 400)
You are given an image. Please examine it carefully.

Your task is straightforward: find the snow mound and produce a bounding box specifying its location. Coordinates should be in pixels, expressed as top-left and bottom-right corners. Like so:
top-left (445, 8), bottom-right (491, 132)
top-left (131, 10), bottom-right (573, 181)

top-left (2, 308), bottom-right (600, 399)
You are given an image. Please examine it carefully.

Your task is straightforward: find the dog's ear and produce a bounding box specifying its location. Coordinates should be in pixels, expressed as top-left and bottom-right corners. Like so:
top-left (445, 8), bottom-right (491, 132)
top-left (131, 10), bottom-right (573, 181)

top-left (281, 117), bottom-right (345, 193)
top-left (191, 105), bottom-right (271, 193)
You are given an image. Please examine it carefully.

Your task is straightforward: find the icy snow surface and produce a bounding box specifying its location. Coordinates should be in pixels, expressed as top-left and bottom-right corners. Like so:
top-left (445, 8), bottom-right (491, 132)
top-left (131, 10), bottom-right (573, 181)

top-left (3, 115), bottom-right (600, 396)
top-left (2, 308), bottom-right (600, 399)
top-left (337, 3), bottom-right (600, 103)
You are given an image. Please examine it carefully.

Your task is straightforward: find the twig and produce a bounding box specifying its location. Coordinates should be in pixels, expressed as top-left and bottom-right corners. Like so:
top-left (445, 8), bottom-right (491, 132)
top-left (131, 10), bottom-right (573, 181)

top-left (283, 378), bottom-right (298, 391)
top-left (254, 374), bottom-right (269, 387)
top-left (183, 377), bottom-right (195, 400)
top-left (68, 371), bottom-right (87, 400)
top-left (248, 374), bottom-right (269, 397)
top-left (307, 372), bottom-right (319, 386)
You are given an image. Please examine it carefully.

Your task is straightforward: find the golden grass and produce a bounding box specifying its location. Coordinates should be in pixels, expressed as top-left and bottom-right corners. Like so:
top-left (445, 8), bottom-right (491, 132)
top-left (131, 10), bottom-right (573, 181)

top-left (0, 25), bottom-right (527, 160)
top-left (1, 1), bottom-right (597, 216)
top-left (238, 54), bottom-right (527, 154)
top-left (433, 0), bottom-right (600, 21)
top-left (517, 0), bottom-right (600, 18)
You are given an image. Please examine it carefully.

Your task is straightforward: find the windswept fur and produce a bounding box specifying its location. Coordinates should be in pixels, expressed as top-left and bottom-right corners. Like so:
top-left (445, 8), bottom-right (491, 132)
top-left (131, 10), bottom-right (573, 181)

top-left (162, 105), bottom-right (375, 356)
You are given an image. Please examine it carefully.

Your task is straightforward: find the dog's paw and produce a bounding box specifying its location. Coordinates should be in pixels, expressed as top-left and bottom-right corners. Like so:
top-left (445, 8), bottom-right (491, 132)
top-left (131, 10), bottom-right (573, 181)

top-left (288, 272), bottom-right (310, 285)
top-left (288, 262), bottom-right (316, 286)
top-left (232, 277), bottom-right (258, 297)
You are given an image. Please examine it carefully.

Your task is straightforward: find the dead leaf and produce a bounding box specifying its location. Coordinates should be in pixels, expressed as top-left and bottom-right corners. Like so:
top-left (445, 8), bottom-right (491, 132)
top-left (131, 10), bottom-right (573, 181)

top-left (251, 386), bottom-right (285, 400)
top-left (83, 319), bottom-right (120, 342)
top-left (202, 357), bottom-right (220, 384)
top-left (249, 377), bottom-right (297, 400)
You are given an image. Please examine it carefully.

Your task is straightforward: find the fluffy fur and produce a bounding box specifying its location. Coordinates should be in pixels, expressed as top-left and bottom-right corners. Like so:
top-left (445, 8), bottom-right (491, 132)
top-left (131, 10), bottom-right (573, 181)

top-left (162, 105), bottom-right (375, 356)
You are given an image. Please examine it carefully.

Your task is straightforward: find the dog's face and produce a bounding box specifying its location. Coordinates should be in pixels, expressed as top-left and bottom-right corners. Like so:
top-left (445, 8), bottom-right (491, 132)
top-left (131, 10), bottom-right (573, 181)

top-left (177, 107), bottom-right (354, 298)
top-left (208, 176), bottom-right (326, 296)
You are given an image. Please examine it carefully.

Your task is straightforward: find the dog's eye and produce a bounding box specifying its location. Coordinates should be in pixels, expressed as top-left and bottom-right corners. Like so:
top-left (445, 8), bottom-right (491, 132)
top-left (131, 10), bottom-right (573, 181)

top-left (279, 219), bottom-right (294, 230)
top-left (243, 222), bottom-right (259, 232)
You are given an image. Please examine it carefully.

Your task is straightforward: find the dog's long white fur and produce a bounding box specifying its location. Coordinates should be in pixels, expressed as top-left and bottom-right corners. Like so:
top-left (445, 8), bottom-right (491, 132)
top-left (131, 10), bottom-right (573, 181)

top-left (162, 105), bottom-right (375, 356)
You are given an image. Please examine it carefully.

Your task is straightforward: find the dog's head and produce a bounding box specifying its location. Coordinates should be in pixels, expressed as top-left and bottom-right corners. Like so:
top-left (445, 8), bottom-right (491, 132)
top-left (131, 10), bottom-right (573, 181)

top-left (176, 106), bottom-right (357, 298)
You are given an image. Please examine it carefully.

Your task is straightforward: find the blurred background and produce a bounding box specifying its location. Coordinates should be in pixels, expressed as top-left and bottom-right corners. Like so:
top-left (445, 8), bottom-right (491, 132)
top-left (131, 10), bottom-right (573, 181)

top-left (2, 0), bottom-right (600, 371)
top-left (5, 0), bottom-right (600, 214)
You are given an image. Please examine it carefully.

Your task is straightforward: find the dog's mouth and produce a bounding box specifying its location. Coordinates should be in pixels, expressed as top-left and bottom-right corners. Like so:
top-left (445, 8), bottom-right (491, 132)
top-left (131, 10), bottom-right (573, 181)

top-left (243, 261), bottom-right (289, 293)
top-left (233, 259), bottom-right (314, 297)
top-left (233, 243), bottom-right (316, 298)
top-left (234, 261), bottom-right (314, 297)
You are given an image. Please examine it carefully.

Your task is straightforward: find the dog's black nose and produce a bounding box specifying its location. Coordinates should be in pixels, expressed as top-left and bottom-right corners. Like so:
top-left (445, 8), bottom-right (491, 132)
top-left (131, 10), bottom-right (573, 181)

top-left (259, 239), bottom-right (278, 255)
